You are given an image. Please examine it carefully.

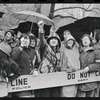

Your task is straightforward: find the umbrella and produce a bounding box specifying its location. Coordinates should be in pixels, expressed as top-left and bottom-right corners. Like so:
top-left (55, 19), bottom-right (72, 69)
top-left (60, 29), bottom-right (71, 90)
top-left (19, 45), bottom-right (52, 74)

top-left (74, 16), bottom-right (100, 32)
top-left (11, 11), bottom-right (54, 33)
top-left (0, 12), bottom-right (5, 18)
top-left (10, 28), bottom-right (19, 35)
top-left (13, 21), bottom-right (51, 37)
top-left (56, 23), bottom-right (90, 42)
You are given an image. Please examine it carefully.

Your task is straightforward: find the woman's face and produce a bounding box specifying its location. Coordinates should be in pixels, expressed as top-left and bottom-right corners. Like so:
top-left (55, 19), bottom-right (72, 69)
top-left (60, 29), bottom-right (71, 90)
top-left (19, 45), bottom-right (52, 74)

top-left (5, 32), bottom-right (12, 40)
top-left (49, 38), bottom-right (58, 47)
top-left (23, 36), bottom-right (30, 47)
top-left (82, 36), bottom-right (91, 46)
top-left (17, 31), bottom-right (22, 38)
top-left (63, 31), bottom-right (70, 40)
top-left (67, 39), bottom-right (74, 47)
top-left (30, 39), bottom-right (36, 47)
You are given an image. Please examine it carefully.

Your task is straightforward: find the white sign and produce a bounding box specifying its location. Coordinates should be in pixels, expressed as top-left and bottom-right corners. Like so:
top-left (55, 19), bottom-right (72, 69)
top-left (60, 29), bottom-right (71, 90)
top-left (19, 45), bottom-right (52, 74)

top-left (8, 70), bottom-right (100, 93)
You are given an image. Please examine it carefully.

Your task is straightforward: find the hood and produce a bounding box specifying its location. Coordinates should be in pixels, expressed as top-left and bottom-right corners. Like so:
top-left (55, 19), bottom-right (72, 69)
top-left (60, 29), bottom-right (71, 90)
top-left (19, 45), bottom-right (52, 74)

top-left (47, 32), bottom-right (61, 50)
top-left (0, 42), bottom-right (12, 56)
top-left (64, 34), bottom-right (76, 48)
top-left (65, 34), bottom-right (75, 42)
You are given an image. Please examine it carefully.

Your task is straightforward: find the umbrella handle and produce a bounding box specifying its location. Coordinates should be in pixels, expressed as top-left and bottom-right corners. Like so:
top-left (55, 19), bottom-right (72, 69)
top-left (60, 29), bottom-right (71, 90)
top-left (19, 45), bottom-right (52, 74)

top-left (30, 22), bottom-right (34, 33)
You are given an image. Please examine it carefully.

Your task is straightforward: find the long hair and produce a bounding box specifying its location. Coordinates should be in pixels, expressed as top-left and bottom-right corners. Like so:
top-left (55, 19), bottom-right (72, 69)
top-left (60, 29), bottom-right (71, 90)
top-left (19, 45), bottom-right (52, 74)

top-left (0, 50), bottom-right (10, 78)
top-left (95, 29), bottom-right (100, 43)
top-left (80, 34), bottom-right (94, 47)
top-left (29, 34), bottom-right (37, 48)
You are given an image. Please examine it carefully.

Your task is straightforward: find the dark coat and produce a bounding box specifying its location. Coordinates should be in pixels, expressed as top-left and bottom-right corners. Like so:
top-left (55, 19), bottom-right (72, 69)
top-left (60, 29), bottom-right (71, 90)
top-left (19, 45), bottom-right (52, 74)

top-left (11, 47), bottom-right (39, 75)
top-left (79, 47), bottom-right (100, 91)
top-left (7, 58), bottom-right (20, 81)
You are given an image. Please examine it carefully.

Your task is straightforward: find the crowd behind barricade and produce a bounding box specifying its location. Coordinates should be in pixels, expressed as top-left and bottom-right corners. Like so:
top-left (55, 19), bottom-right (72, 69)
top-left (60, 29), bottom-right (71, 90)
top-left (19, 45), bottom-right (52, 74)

top-left (0, 20), bottom-right (100, 97)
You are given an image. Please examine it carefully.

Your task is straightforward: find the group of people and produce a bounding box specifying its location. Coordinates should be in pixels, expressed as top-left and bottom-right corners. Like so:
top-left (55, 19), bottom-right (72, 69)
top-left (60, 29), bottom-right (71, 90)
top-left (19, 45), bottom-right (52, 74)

top-left (0, 20), bottom-right (100, 97)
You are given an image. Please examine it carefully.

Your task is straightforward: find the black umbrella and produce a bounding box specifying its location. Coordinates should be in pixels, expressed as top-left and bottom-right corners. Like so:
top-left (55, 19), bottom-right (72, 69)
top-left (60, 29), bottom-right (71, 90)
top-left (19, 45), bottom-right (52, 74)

top-left (74, 16), bottom-right (100, 32)
top-left (0, 12), bottom-right (5, 18)
top-left (56, 23), bottom-right (90, 42)
top-left (17, 21), bottom-right (52, 37)
top-left (10, 28), bottom-right (19, 35)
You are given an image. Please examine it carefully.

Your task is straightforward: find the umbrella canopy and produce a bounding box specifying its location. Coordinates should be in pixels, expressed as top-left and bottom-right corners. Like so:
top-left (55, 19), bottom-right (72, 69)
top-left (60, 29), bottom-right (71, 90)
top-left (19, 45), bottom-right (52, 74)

top-left (10, 28), bottom-right (19, 35)
top-left (11, 11), bottom-right (54, 26)
top-left (56, 23), bottom-right (90, 42)
top-left (11, 21), bottom-right (52, 37)
top-left (0, 12), bottom-right (5, 18)
top-left (74, 16), bottom-right (100, 32)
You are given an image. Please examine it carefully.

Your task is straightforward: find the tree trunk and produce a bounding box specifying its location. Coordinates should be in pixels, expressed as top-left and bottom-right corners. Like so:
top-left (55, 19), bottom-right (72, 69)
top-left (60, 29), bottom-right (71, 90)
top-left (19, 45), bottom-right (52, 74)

top-left (49, 3), bottom-right (55, 19)
top-left (35, 4), bottom-right (41, 13)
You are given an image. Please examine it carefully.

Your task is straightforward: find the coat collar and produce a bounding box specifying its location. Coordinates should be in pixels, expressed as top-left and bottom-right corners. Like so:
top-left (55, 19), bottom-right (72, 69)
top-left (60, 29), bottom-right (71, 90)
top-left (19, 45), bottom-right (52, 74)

top-left (81, 46), bottom-right (95, 53)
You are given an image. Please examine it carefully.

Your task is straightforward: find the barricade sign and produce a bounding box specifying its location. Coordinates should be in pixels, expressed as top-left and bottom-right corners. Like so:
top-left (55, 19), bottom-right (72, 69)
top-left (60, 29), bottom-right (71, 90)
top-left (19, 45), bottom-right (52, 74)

top-left (8, 70), bottom-right (100, 93)
top-left (0, 82), bottom-right (8, 97)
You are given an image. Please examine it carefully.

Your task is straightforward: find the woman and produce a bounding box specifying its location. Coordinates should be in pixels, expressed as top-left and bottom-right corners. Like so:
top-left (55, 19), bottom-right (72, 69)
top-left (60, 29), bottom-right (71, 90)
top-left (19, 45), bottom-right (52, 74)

top-left (60, 30), bottom-right (80, 97)
top-left (11, 34), bottom-right (39, 97)
top-left (29, 34), bottom-right (41, 74)
top-left (0, 42), bottom-right (20, 97)
top-left (35, 20), bottom-right (61, 97)
top-left (77, 34), bottom-right (100, 97)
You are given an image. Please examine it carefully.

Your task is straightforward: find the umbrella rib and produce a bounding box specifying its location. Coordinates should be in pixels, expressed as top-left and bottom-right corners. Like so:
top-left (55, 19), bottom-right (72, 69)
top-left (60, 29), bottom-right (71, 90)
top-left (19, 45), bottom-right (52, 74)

top-left (13, 14), bottom-right (30, 21)
top-left (13, 14), bottom-right (23, 19)
top-left (24, 15), bottom-right (30, 21)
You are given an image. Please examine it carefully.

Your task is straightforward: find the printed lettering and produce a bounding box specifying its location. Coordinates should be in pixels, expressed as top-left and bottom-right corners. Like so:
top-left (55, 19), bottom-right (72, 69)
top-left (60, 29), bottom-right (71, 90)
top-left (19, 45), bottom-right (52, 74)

top-left (24, 78), bottom-right (28, 85)
top-left (11, 78), bottom-right (28, 86)
top-left (80, 73), bottom-right (90, 78)
top-left (67, 73), bottom-right (75, 80)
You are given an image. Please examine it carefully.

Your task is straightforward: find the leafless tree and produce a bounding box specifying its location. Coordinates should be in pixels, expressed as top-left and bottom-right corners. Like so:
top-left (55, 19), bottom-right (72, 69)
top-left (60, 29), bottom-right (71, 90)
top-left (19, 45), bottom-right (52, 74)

top-left (49, 4), bottom-right (100, 20)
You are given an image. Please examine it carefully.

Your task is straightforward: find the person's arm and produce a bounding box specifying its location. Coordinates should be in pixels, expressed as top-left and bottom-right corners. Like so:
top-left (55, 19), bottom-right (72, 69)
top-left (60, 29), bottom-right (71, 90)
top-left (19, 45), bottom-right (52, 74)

top-left (34, 50), bottom-right (41, 70)
top-left (81, 50), bottom-right (100, 73)
top-left (11, 37), bottom-right (25, 60)
top-left (11, 46), bottom-right (23, 60)
top-left (38, 20), bottom-right (47, 49)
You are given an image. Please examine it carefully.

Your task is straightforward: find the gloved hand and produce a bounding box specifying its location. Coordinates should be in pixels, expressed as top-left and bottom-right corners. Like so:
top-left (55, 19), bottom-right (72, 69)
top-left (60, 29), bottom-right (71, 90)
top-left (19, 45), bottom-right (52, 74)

top-left (38, 20), bottom-right (44, 33)
top-left (80, 67), bottom-right (89, 74)
top-left (33, 70), bottom-right (39, 76)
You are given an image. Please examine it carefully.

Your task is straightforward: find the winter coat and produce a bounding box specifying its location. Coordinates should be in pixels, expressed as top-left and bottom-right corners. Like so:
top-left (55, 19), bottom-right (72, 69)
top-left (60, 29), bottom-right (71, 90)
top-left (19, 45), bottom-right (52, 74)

top-left (94, 42), bottom-right (100, 50)
top-left (11, 47), bottom-right (39, 75)
top-left (60, 34), bottom-right (80, 97)
top-left (7, 58), bottom-right (20, 81)
top-left (38, 32), bottom-right (61, 73)
top-left (47, 33), bottom-right (61, 71)
top-left (79, 47), bottom-right (100, 91)
top-left (60, 35), bottom-right (80, 72)
top-left (0, 58), bottom-right (20, 82)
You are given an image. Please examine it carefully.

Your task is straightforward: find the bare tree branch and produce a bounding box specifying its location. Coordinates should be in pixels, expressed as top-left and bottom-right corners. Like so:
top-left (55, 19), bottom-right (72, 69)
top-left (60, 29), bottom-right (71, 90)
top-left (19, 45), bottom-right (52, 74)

top-left (53, 15), bottom-right (78, 20)
top-left (67, 11), bottom-right (74, 17)
top-left (2, 7), bottom-right (7, 12)
top-left (54, 6), bottom-right (100, 13)
top-left (54, 7), bottom-right (89, 12)
top-left (86, 4), bottom-right (91, 9)
top-left (54, 6), bottom-right (100, 15)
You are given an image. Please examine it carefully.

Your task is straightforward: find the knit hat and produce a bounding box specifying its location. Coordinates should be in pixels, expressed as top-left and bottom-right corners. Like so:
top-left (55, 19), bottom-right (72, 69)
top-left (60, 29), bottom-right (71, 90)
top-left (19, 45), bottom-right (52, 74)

top-left (64, 34), bottom-right (76, 48)
top-left (5, 30), bottom-right (14, 37)
top-left (47, 33), bottom-right (61, 49)
top-left (66, 34), bottom-right (75, 41)
top-left (0, 42), bottom-right (12, 56)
